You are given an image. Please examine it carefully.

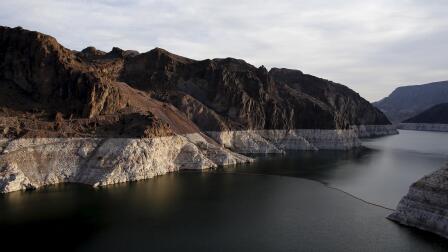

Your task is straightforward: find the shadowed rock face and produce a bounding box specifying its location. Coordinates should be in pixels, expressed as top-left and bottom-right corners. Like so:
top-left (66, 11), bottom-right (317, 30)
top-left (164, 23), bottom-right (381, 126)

top-left (373, 81), bottom-right (448, 123)
top-left (0, 26), bottom-right (391, 138)
top-left (269, 68), bottom-right (390, 127)
top-left (403, 103), bottom-right (448, 124)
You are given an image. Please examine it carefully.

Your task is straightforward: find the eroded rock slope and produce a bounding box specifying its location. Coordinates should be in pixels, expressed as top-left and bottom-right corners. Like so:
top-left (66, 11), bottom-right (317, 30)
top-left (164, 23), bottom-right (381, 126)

top-left (0, 26), bottom-right (396, 193)
top-left (389, 164), bottom-right (448, 238)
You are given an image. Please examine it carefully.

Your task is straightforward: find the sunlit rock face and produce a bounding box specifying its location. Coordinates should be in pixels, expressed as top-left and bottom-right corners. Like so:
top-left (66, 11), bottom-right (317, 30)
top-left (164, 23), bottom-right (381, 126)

top-left (388, 164), bottom-right (448, 239)
top-left (0, 135), bottom-right (252, 193)
top-left (0, 26), bottom-right (396, 193)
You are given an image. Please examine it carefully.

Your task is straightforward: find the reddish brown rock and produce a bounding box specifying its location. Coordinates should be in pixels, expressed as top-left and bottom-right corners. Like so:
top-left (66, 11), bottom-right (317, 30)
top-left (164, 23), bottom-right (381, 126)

top-left (0, 26), bottom-right (392, 139)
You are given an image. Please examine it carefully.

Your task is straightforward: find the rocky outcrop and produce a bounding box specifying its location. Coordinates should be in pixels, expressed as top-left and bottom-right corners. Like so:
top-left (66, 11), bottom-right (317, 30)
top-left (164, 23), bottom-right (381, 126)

top-left (388, 164), bottom-right (448, 239)
top-left (0, 26), bottom-right (393, 137)
top-left (350, 125), bottom-right (398, 138)
top-left (373, 81), bottom-right (448, 123)
top-left (0, 134), bottom-right (252, 193)
top-left (399, 123), bottom-right (448, 132)
top-left (206, 126), bottom-right (398, 154)
top-left (0, 26), bottom-right (397, 193)
top-left (207, 129), bottom-right (361, 153)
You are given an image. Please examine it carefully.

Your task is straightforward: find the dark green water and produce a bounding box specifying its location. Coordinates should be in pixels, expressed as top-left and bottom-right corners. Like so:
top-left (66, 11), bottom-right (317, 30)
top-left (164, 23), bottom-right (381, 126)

top-left (1, 130), bottom-right (448, 251)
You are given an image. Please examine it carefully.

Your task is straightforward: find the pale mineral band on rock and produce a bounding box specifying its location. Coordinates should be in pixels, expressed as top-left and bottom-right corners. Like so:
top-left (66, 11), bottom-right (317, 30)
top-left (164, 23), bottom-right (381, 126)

top-left (399, 123), bottom-right (448, 132)
top-left (388, 163), bottom-right (448, 239)
top-left (0, 125), bottom-right (396, 194)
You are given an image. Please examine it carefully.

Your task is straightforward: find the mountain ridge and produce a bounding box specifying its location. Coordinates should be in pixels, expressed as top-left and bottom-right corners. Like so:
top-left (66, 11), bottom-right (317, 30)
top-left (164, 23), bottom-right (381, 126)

top-left (0, 26), bottom-right (397, 193)
top-left (0, 25), bottom-right (391, 138)
top-left (373, 81), bottom-right (448, 123)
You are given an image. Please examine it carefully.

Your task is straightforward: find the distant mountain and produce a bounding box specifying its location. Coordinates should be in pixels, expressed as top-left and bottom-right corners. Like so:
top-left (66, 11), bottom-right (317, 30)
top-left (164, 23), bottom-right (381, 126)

top-left (403, 103), bottom-right (448, 124)
top-left (373, 81), bottom-right (448, 123)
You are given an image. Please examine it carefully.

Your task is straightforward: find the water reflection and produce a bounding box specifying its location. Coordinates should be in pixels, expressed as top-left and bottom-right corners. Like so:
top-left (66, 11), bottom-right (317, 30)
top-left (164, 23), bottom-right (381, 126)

top-left (224, 130), bottom-right (448, 209)
top-left (1, 130), bottom-right (448, 251)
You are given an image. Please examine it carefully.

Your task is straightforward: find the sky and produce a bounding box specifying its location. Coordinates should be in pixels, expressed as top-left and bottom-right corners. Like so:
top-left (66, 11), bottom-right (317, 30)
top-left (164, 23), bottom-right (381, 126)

top-left (1, 0), bottom-right (447, 101)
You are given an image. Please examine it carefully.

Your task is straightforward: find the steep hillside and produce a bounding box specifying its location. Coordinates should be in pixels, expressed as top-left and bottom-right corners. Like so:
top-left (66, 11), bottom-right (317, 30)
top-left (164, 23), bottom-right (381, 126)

top-left (0, 26), bottom-right (396, 193)
top-left (0, 26), bottom-right (391, 138)
top-left (373, 81), bottom-right (448, 123)
top-left (403, 103), bottom-right (448, 124)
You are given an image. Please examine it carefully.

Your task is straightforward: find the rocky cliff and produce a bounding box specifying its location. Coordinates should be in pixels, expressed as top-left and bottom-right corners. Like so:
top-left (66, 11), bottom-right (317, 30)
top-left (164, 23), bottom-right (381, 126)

top-left (373, 81), bottom-right (448, 123)
top-left (398, 103), bottom-right (448, 132)
top-left (0, 26), bottom-right (396, 193)
top-left (0, 135), bottom-right (252, 193)
top-left (388, 164), bottom-right (448, 239)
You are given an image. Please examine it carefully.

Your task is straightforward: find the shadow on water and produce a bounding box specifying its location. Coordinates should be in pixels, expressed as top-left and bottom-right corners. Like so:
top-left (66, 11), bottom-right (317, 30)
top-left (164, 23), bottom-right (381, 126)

top-left (1, 130), bottom-right (448, 251)
top-left (1, 172), bottom-right (448, 252)
top-left (220, 130), bottom-right (448, 210)
top-left (223, 147), bottom-right (377, 183)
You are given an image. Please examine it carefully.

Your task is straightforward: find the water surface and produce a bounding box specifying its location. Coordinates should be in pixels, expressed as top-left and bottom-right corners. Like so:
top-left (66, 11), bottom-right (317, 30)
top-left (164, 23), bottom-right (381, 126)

top-left (0, 130), bottom-right (447, 251)
top-left (233, 129), bottom-right (448, 209)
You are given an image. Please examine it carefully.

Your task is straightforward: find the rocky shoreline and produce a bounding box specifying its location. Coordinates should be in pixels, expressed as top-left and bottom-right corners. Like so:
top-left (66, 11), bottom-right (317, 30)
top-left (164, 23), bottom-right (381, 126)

top-left (0, 27), bottom-right (397, 193)
top-left (350, 124), bottom-right (399, 138)
top-left (0, 125), bottom-right (396, 193)
top-left (388, 163), bottom-right (448, 239)
top-left (399, 123), bottom-right (448, 132)
top-left (206, 125), bottom-right (398, 154)
top-left (0, 134), bottom-right (252, 193)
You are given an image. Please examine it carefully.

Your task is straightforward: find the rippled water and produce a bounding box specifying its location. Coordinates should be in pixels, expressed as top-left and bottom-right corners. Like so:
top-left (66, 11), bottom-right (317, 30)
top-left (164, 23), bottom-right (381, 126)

top-left (0, 130), bottom-right (447, 251)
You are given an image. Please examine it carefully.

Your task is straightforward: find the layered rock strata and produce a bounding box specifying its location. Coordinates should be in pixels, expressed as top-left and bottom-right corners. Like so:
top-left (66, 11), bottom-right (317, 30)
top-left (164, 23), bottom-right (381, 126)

top-left (207, 129), bottom-right (361, 153)
top-left (0, 26), bottom-right (397, 193)
top-left (388, 164), bottom-right (448, 239)
top-left (399, 123), bottom-right (448, 132)
top-left (350, 125), bottom-right (398, 138)
top-left (0, 134), bottom-right (252, 193)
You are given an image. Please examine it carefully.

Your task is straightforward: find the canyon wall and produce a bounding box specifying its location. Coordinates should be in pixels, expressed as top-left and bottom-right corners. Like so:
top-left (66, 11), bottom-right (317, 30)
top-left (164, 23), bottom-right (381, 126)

top-left (0, 134), bottom-right (252, 193)
top-left (0, 26), bottom-right (397, 193)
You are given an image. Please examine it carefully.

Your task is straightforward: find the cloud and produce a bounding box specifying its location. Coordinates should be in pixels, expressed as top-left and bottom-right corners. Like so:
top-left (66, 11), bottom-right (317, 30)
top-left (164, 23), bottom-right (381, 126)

top-left (0, 0), bottom-right (447, 101)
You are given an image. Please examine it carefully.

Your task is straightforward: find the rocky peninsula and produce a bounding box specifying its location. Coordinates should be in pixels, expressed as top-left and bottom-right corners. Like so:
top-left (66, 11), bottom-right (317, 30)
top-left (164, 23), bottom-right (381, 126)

top-left (0, 26), bottom-right (397, 193)
top-left (388, 163), bottom-right (448, 238)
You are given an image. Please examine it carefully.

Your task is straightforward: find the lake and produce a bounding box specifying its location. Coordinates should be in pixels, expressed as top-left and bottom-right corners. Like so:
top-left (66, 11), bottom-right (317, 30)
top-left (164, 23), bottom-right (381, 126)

top-left (1, 130), bottom-right (448, 251)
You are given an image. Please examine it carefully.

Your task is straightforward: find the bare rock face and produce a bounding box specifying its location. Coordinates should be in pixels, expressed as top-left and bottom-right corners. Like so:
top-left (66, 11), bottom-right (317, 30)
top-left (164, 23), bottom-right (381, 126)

top-left (0, 135), bottom-right (252, 193)
top-left (0, 26), bottom-right (393, 138)
top-left (269, 68), bottom-right (391, 128)
top-left (207, 129), bottom-right (362, 154)
top-left (388, 164), bottom-right (448, 239)
top-left (0, 163), bottom-right (35, 192)
top-left (0, 26), bottom-right (396, 193)
top-left (350, 125), bottom-right (399, 138)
